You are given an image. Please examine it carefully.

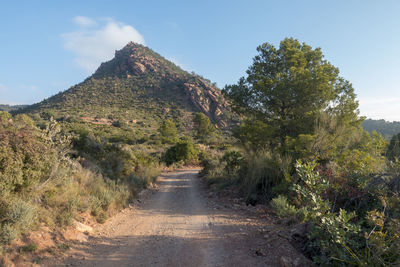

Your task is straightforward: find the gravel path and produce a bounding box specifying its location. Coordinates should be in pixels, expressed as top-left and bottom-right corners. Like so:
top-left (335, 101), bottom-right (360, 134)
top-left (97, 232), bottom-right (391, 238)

top-left (45, 169), bottom-right (307, 267)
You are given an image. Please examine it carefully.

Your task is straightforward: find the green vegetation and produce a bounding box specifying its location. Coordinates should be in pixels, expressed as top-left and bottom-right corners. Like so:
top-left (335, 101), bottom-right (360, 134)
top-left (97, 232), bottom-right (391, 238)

top-left (363, 119), bottom-right (400, 139)
top-left (193, 112), bottom-right (214, 140)
top-left (20, 243), bottom-right (38, 253)
top-left (159, 119), bottom-right (178, 144)
top-left (202, 38), bottom-right (400, 265)
top-left (387, 133), bottom-right (400, 160)
top-left (0, 111), bottom-right (160, 245)
top-left (164, 139), bottom-right (198, 166)
top-left (271, 161), bottom-right (400, 265)
top-left (224, 37), bottom-right (359, 149)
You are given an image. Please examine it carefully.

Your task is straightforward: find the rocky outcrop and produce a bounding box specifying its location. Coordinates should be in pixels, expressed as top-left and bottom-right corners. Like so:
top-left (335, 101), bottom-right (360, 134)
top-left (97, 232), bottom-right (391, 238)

top-left (183, 80), bottom-right (229, 128)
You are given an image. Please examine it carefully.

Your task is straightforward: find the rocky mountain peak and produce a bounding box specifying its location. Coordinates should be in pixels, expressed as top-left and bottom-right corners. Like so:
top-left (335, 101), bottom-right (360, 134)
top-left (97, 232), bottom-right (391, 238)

top-left (24, 43), bottom-right (233, 129)
top-left (93, 42), bottom-right (179, 78)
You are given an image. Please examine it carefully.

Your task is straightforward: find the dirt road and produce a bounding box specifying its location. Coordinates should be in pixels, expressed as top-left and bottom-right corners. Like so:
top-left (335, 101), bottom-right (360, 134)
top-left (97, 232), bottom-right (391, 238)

top-left (47, 170), bottom-right (306, 267)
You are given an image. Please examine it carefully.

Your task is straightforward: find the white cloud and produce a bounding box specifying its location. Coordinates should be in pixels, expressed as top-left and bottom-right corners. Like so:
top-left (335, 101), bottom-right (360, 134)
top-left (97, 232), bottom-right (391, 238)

top-left (359, 96), bottom-right (400, 121)
top-left (62, 17), bottom-right (145, 73)
top-left (73, 16), bottom-right (97, 27)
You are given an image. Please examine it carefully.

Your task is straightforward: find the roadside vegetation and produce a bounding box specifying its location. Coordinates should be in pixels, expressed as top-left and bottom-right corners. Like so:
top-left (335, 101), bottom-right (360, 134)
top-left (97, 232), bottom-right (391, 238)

top-left (0, 111), bottom-right (160, 247)
top-left (201, 38), bottom-right (400, 266)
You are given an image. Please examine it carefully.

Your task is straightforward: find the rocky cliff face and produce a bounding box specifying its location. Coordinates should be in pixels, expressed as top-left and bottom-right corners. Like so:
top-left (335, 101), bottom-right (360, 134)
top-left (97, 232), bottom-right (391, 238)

top-left (23, 42), bottom-right (232, 129)
top-left (183, 80), bottom-right (229, 128)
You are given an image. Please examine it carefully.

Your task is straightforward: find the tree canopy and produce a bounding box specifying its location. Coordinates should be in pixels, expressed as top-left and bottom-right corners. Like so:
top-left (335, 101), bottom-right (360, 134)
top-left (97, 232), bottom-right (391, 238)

top-left (224, 38), bottom-right (360, 146)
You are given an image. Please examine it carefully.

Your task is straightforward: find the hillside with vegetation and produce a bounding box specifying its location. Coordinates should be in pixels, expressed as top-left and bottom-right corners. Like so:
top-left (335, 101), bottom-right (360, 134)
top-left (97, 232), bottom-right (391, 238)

top-left (21, 42), bottom-right (233, 132)
top-left (0, 111), bottom-right (160, 244)
top-left (363, 118), bottom-right (400, 139)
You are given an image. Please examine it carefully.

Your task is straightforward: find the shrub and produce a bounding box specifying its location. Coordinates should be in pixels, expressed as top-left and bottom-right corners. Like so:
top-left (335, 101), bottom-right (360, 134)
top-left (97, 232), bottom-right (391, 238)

top-left (193, 113), bottom-right (214, 140)
top-left (159, 119), bottom-right (178, 144)
top-left (5, 200), bottom-right (36, 231)
top-left (239, 151), bottom-right (292, 203)
top-left (21, 243), bottom-right (38, 252)
top-left (0, 224), bottom-right (18, 244)
top-left (271, 195), bottom-right (303, 222)
top-left (271, 161), bottom-right (400, 266)
top-left (291, 161), bottom-right (361, 265)
top-left (57, 243), bottom-right (70, 251)
top-left (164, 139), bottom-right (198, 166)
top-left (0, 113), bottom-right (161, 246)
top-left (222, 150), bottom-right (243, 176)
top-left (112, 120), bottom-right (122, 127)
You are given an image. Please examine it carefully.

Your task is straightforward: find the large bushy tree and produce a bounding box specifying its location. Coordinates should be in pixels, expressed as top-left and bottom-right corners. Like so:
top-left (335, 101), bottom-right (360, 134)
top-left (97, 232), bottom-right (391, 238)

top-left (224, 38), bottom-right (360, 147)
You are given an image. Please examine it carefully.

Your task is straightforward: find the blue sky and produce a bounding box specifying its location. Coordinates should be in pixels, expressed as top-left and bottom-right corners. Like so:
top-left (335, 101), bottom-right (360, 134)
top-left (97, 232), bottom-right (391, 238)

top-left (1, 0), bottom-right (399, 120)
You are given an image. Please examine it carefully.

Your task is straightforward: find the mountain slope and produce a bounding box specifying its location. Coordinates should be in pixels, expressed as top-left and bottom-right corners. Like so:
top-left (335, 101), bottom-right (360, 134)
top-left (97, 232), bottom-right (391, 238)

top-left (23, 42), bottom-right (231, 130)
top-left (362, 119), bottom-right (400, 139)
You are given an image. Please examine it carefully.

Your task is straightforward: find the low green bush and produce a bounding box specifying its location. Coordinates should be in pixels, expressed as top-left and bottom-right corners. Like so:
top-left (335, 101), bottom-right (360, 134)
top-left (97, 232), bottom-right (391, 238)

top-left (164, 139), bottom-right (198, 166)
top-left (5, 200), bottom-right (36, 231)
top-left (0, 224), bottom-right (18, 244)
top-left (21, 243), bottom-right (38, 252)
top-left (270, 195), bottom-right (303, 222)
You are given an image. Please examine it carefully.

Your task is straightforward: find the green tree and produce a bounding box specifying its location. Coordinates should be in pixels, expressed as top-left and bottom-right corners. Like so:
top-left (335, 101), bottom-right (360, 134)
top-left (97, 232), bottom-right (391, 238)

top-left (224, 38), bottom-right (359, 147)
top-left (193, 113), bottom-right (214, 139)
top-left (159, 119), bottom-right (178, 143)
top-left (387, 133), bottom-right (400, 160)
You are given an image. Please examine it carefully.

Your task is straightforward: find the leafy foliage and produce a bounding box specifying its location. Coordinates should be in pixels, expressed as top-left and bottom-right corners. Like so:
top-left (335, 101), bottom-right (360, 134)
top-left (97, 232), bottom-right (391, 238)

top-left (202, 38), bottom-right (400, 265)
top-left (270, 195), bottom-right (302, 221)
top-left (164, 139), bottom-right (198, 166)
top-left (193, 112), bottom-right (214, 140)
top-left (159, 119), bottom-right (178, 144)
top-left (224, 38), bottom-right (359, 147)
top-left (0, 111), bottom-right (161, 245)
top-left (271, 161), bottom-right (400, 266)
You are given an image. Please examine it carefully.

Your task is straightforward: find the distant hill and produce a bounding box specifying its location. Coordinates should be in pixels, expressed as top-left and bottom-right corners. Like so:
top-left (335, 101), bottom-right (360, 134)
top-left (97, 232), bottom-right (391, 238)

top-left (0, 104), bottom-right (28, 112)
top-left (362, 119), bottom-right (400, 139)
top-left (21, 42), bottom-right (233, 132)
